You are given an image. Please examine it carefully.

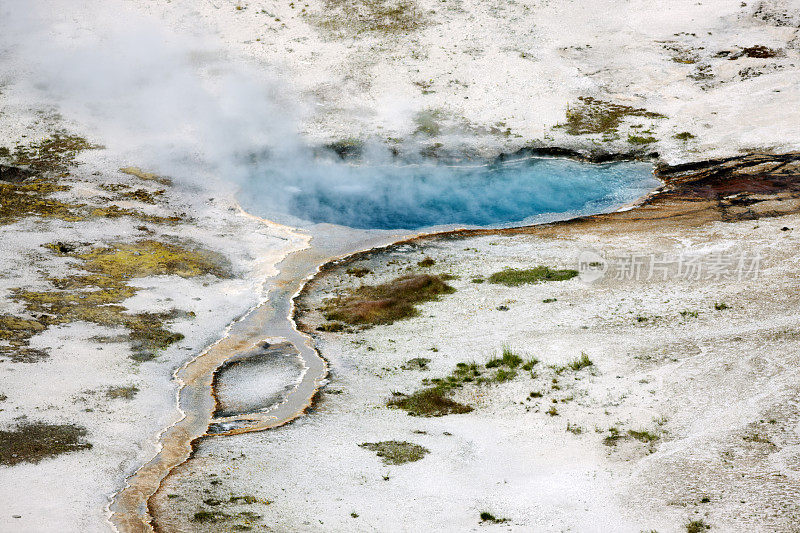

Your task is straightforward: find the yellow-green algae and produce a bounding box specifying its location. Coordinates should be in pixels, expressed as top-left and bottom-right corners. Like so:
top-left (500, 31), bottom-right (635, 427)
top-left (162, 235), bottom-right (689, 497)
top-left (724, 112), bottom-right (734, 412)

top-left (558, 97), bottom-right (665, 136)
top-left (9, 132), bottom-right (102, 172)
top-left (1, 136), bottom-right (181, 225)
top-left (5, 240), bottom-right (231, 362)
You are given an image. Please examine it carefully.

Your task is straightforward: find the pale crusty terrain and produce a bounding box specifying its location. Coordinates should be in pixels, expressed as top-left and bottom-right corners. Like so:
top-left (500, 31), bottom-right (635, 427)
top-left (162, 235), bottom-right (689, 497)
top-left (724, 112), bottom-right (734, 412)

top-left (124, 0), bottom-right (800, 162)
top-left (153, 197), bottom-right (800, 532)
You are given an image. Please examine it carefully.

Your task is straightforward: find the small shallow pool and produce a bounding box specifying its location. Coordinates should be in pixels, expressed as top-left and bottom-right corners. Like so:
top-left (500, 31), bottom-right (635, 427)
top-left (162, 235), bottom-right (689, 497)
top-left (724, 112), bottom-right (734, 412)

top-left (239, 156), bottom-right (658, 230)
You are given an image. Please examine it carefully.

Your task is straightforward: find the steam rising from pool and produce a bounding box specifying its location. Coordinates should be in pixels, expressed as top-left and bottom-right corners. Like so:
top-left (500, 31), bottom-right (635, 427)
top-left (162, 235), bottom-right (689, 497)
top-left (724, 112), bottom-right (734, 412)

top-left (239, 157), bottom-right (657, 230)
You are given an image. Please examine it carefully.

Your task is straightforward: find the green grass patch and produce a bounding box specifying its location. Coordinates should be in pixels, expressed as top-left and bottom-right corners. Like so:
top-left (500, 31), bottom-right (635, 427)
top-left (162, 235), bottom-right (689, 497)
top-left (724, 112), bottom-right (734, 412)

top-left (568, 353), bottom-right (593, 371)
top-left (321, 274), bottom-right (455, 326)
top-left (488, 266), bottom-right (578, 286)
top-left (486, 345), bottom-right (523, 368)
top-left (359, 440), bottom-right (429, 464)
top-left (493, 368), bottom-right (517, 382)
top-left (554, 353), bottom-right (593, 374)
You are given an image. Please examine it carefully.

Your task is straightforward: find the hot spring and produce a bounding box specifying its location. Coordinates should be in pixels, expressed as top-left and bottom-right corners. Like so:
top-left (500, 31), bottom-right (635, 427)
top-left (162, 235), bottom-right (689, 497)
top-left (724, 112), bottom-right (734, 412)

top-left (238, 156), bottom-right (658, 230)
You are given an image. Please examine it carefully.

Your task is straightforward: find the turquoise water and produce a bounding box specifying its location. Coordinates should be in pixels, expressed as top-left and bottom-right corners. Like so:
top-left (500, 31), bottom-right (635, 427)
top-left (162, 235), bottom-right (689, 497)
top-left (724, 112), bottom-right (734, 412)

top-left (239, 157), bottom-right (657, 230)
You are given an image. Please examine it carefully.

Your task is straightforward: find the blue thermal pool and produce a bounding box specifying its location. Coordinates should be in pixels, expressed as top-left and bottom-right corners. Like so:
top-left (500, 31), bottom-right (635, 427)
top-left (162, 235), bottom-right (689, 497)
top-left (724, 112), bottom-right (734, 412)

top-left (238, 157), bottom-right (658, 230)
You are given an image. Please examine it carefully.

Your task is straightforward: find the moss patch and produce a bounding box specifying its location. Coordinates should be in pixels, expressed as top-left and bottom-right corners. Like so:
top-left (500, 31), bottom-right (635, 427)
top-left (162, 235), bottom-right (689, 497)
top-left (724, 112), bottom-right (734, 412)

top-left (10, 132), bottom-right (101, 172)
top-left (401, 357), bottom-right (431, 370)
top-left (320, 274), bottom-right (455, 326)
top-left (106, 385), bottom-right (139, 400)
top-left (8, 240), bottom-right (228, 361)
top-left (0, 421), bottom-right (92, 465)
top-left (311, 0), bottom-right (424, 35)
top-left (0, 176), bottom-right (87, 225)
top-left (559, 97), bottom-right (664, 136)
top-left (388, 387), bottom-right (473, 417)
top-left (628, 134), bottom-right (657, 145)
top-left (359, 440), bottom-right (429, 464)
top-left (488, 266), bottom-right (578, 286)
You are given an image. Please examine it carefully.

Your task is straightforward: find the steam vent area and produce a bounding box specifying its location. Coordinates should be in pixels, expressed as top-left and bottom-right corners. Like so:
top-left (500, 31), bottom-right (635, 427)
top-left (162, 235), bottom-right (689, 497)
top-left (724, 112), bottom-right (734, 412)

top-left (2, 1), bottom-right (800, 533)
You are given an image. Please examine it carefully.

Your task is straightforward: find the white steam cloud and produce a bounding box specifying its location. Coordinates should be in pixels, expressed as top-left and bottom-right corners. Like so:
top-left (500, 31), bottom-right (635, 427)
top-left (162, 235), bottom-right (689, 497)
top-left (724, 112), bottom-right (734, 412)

top-left (0, 0), bottom-right (304, 183)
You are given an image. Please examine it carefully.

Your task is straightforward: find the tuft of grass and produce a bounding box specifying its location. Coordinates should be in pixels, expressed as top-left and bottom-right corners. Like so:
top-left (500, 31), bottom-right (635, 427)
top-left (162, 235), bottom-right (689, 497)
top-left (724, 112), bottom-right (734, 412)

top-left (568, 353), bottom-right (593, 371)
top-left (471, 277), bottom-right (485, 284)
top-left (546, 406), bottom-right (559, 416)
top-left (680, 310), bottom-right (699, 319)
top-left (566, 422), bottom-right (583, 434)
top-left (542, 298), bottom-right (557, 303)
top-left (106, 385), bottom-right (139, 400)
top-left (0, 421), bottom-right (92, 465)
top-left (686, 519), bottom-right (711, 532)
top-left (521, 358), bottom-right (539, 371)
top-left (359, 440), bottom-right (429, 464)
top-left (555, 353), bottom-right (593, 373)
top-left (321, 274), bottom-right (455, 326)
top-left (493, 368), bottom-right (517, 383)
top-left (417, 257), bottom-right (435, 267)
top-left (713, 302), bottom-right (729, 310)
top-left (388, 387), bottom-right (472, 417)
top-left (486, 345), bottom-right (523, 369)
top-left (488, 266), bottom-right (578, 286)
